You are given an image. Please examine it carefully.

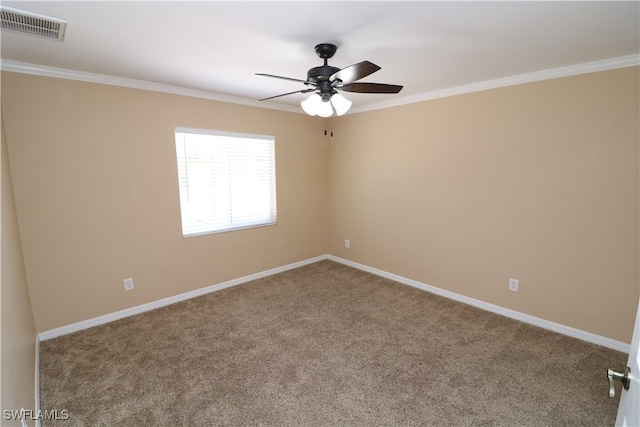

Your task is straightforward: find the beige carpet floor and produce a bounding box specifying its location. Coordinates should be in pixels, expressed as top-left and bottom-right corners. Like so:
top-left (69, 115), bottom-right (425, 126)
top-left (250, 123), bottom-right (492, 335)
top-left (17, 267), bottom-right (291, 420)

top-left (40, 260), bottom-right (627, 426)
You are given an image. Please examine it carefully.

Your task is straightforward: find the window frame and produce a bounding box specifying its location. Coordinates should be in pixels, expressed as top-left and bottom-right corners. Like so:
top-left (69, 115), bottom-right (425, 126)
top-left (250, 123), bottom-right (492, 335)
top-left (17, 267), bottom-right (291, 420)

top-left (174, 127), bottom-right (277, 238)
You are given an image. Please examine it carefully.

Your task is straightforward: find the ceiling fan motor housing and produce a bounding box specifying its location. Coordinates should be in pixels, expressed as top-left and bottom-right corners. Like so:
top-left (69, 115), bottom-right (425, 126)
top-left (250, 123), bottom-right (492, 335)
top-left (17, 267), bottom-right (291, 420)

top-left (307, 65), bottom-right (340, 83)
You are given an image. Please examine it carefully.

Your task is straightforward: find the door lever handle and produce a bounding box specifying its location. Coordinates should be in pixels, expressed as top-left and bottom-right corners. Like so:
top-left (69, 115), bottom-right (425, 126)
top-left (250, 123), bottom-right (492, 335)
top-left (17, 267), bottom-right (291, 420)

top-left (607, 366), bottom-right (631, 397)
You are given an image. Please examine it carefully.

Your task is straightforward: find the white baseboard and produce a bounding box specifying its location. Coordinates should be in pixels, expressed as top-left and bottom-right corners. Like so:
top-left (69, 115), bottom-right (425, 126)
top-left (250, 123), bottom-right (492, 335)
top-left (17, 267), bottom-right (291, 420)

top-left (38, 253), bottom-right (630, 353)
top-left (328, 255), bottom-right (630, 353)
top-left (38, 255), bottom-right (327, 341)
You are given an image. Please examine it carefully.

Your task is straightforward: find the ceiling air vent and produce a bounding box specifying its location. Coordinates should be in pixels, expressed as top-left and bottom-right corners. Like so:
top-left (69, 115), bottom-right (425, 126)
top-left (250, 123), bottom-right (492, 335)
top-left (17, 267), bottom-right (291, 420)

top-left (0, 6), bottom-right (66, 41)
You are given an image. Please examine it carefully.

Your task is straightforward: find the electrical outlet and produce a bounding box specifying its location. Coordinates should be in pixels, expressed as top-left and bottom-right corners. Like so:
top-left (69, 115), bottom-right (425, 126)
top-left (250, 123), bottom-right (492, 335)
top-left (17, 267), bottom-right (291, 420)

top-left (508, 278), bottom-right (519, 292)
top-left (345, 239), bottom-right (350, 248)
top-left (123, 277), bottom-right (134, 291)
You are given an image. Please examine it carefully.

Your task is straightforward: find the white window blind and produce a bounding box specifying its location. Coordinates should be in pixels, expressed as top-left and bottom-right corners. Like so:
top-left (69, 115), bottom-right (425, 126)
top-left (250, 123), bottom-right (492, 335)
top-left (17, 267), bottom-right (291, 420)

top-left (175, 128), bottom-right (277, 237)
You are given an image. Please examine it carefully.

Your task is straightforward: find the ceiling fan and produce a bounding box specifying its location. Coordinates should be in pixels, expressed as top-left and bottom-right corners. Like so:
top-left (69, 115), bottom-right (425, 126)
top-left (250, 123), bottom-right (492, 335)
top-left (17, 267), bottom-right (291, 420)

top-left (256, 43), bottom-right (403, 117)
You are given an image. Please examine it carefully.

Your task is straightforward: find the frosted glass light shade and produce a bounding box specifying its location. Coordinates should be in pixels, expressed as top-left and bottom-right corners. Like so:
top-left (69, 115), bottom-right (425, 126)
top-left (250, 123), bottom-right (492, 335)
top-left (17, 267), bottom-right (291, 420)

top-left (331, 93), bottom-right (352, 116)
top-left (301, 93), bottom-right (322, 116)
top-left (317, 100), bottom-right (333, 117)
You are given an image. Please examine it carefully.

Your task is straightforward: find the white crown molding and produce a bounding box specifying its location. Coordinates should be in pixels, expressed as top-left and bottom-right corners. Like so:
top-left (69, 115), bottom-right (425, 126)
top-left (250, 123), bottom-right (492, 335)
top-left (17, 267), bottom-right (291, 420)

top-left (3, 54), bottom-right (638, 115)
top-left (349, 54), bottom-right (640, 114)
top-left (0, 59), bottom-right (300, 114)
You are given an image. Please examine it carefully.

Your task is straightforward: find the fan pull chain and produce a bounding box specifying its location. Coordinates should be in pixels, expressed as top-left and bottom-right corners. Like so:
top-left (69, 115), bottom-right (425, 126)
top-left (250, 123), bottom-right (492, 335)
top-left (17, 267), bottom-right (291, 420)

top-left (324, 119), bottom-right (334, 138)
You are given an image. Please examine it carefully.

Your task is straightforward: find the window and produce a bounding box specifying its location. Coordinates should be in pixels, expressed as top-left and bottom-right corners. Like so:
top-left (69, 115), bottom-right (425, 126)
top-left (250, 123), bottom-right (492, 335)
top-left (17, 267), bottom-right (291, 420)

top-left (175, 128), bottom-right (277, 237)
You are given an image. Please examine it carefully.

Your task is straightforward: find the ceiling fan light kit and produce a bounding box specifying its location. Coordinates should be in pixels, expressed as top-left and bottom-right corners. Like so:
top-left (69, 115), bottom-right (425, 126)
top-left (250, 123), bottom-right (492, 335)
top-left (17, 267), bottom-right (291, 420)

top-left (257, 43), bottom-right (403, 117)
top-left (301, 92), bottom-right (352, 117)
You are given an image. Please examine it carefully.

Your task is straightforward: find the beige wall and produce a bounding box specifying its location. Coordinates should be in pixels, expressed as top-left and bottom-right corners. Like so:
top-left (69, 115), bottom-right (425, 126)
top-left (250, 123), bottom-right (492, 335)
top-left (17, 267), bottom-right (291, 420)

top-left (1, 72), bottom-right (329, 332)
top-left (329, 67), bottom-right (639, 343)
top-left (2, 66), bottom-right (638, 344)
top-left (1, 111), bottom-right (37, 425)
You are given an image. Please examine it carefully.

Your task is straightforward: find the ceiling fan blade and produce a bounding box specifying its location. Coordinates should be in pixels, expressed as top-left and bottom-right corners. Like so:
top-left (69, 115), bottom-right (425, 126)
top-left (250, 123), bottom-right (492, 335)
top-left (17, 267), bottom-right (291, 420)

top-left (338, 82), bottom-right (403, 94)
top-left (256, 73), bottom-right (310, 84)
top-left (330, 61), bottom-right (381, 83)
top-left (259, 88), bottom-right (316, 101)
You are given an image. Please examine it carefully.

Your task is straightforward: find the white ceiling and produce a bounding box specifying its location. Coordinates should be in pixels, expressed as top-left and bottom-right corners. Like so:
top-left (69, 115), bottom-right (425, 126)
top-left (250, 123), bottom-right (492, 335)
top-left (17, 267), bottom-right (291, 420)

top-left (1, 1), bottom-right (639, 114)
